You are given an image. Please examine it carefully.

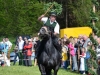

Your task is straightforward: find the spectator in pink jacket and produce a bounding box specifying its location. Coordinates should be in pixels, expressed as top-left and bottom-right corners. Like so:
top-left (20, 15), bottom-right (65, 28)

top-left (65, 39), bottom-right (78, 71)
top-left (67, 43), bottom-right (75, 56)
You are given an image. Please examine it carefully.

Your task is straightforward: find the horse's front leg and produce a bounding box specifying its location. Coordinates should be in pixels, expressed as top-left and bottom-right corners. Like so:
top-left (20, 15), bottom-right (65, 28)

top-left (53, 63), bottom-right (60, 75)
top-left (45, 69), bottom-right (52, 75)
top-left (38, 64), bottom-right (46, 75)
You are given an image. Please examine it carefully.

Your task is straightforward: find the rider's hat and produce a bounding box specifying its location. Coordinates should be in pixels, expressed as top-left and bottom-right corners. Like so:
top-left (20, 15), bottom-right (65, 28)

top-left (50, 12), bottom-right (57, 16)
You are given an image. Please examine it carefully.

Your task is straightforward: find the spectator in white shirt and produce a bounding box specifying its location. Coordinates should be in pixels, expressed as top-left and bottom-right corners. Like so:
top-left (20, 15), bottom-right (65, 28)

top-left (17, 36), bottom-right (24, 65)
top-left (18, 36), bottom-right (24, 51)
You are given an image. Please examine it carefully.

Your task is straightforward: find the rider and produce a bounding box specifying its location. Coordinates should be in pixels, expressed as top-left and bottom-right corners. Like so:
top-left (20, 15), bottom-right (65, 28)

top-left (38, 12), bottom-right (62, 58)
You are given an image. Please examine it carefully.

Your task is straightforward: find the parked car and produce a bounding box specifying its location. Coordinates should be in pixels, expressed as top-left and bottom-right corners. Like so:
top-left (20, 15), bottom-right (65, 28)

top-left (10, 52), bottom-right (19, 62)
top-left (10, 52), bottom-right (35, 62)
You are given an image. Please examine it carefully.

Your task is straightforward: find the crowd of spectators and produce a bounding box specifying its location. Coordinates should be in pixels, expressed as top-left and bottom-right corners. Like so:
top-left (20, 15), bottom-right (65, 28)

top-left (0, 34), bottom-right (99, 75)
top-left (13, 36), bottom-right (40, 66)
top-left (0, 37), bottom-right (12, 66)
top-left (60, 34), bottom-right (99, 75)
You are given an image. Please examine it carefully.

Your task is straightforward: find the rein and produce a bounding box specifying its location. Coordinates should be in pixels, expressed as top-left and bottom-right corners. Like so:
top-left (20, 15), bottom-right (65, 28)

top-left (42, 27), bottom-right (51, 35)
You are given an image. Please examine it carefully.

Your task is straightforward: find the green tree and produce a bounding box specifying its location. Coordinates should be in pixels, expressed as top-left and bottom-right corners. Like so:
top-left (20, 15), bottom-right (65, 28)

top-left (0, 0), bottom-right (44, 36)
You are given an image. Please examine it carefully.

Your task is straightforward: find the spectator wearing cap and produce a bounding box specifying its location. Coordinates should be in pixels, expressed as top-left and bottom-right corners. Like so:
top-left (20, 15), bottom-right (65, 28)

top-left (23, 39), bottom-right (33, 66)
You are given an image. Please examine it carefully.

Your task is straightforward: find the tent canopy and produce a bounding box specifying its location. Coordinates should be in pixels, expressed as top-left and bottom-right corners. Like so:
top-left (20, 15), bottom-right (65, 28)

top-left (60, 27), bottom-right (92, 38)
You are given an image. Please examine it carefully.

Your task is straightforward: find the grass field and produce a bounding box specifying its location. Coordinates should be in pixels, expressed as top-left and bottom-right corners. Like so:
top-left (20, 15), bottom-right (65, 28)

top-left (0, 64), bottom-right (80, 75)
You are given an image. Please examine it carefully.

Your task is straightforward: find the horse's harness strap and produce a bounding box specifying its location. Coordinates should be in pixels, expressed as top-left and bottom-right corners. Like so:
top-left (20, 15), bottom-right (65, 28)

top-left (42, 26), bottom-right (51, 34)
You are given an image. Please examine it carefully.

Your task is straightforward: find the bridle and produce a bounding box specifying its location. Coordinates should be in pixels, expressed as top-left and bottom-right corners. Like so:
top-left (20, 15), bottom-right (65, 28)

top-left (41, 26), bottom-right (51, 35)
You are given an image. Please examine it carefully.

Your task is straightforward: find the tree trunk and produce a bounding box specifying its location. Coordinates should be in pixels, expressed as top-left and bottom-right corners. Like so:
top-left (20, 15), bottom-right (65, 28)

top-left (92, 4), bottom-right (95, 26)
top-left (92, 4), bottom-right (96, 70)
top-left (65, 0), bottom-right (68, 27)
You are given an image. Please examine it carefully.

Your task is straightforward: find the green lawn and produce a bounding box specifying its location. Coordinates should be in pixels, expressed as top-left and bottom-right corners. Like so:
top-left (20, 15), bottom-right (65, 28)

top-left (0, 65), bottom-right (80, 75)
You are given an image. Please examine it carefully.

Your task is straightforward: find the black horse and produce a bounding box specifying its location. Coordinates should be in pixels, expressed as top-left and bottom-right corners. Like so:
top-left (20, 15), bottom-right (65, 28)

top-left (37, 26), bottom-right (61, 75)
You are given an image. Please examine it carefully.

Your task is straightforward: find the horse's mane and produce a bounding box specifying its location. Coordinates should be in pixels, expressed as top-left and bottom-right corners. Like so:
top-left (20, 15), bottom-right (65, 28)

top-left (45, 37), bottom-right (55, 55)
top-left (38, 36), bottom-right (55, 56)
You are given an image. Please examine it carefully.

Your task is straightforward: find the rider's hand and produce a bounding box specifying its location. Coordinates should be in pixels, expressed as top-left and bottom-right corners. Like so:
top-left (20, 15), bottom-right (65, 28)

top-left (53, 32), bottom-right (58, 35)
top-left (41, 14), bottom-right (45, 18)
top-left (38, 14), bottom-right (45, 21)
top-left (38, 33), bottom-right (40, 35)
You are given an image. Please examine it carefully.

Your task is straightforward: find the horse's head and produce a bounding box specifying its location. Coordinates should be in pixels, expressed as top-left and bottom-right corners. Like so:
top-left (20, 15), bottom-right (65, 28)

top-left (39, 26), bottom-right (51, 39)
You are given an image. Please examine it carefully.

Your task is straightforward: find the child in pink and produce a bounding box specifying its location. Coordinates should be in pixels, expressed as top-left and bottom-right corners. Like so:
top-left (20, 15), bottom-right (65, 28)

top-left (68, 43), bottom-right (75, 56)
top-left (65, 40), bottom-right (78, 71)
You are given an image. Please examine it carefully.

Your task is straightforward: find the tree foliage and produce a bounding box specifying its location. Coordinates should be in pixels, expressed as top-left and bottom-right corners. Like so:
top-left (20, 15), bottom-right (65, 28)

top-left (66, 0), bottom-right (93, 27)
top-left (44, 2), bottom-right (62, 15)
top-left (0, 0), bottom-right (100, 36)
top-left (0, 0), bottom-right (44, 36)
